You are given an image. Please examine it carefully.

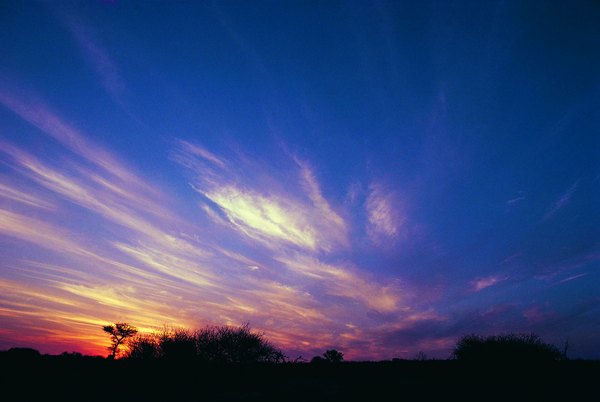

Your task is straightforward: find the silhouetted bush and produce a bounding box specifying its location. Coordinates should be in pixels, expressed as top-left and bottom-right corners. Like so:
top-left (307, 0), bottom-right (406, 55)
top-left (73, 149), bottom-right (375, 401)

top-left (4, 347), bottom-right (41, 361)
top-left (310, 355), bottom-right (326, 364)
top-left (125, 323), bottom-right (285, 363)
top-left (195, 323), bottom-right (285, 363)
top-left (127, 334), bottom-right (161, 361)
top-left (160, 328), bottom-right (197, 361)
top-left (453, 333), bottom-right (565, 363)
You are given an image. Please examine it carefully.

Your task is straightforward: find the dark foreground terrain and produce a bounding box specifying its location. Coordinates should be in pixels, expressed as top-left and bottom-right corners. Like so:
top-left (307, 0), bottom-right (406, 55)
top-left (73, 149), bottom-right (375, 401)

top-left (1, 351), bottom-right (598, 401)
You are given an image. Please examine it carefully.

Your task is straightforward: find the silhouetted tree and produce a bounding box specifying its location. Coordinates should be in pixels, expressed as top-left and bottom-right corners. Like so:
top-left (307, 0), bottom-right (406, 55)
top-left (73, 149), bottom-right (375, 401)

top-left (123, 323), bottom-right (285, 363)
top-left (322, 349), bottom-right (344, 363)
top-left (103, 322), bottom-right (138, 359)
top-left (453, 333), bottom-right (564, 363)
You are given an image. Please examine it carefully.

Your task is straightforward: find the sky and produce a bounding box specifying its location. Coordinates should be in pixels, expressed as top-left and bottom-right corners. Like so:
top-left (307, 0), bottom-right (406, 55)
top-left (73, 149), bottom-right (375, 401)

top-left (0, 0), bottom-right (598, 360)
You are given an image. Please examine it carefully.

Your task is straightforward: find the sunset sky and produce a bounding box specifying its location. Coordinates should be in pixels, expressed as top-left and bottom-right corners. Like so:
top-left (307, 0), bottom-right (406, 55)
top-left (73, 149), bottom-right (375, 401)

top-left (0, 1), bottom-right (598, 360)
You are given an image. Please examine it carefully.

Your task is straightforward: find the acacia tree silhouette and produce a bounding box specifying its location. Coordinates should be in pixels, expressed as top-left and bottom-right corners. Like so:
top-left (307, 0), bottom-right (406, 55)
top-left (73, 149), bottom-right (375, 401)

top-left (103, 322), bottom-right (138, 359)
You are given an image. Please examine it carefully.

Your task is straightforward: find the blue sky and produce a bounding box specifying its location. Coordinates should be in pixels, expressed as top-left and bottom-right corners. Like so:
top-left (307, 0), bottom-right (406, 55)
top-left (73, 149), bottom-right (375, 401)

top-left (0, 0), bottom-right (598, 359)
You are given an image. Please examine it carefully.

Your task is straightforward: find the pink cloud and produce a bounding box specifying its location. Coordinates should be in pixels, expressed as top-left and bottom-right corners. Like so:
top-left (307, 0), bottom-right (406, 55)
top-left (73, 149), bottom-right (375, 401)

top-left (470, 275), bottom-right (508, 291)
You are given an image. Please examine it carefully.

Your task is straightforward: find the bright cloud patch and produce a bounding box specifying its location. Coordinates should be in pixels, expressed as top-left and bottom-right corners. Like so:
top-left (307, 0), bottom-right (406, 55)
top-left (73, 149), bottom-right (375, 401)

top-left (470, 275), bottom-right (508, 291)
top-left (206, 186), bottom-right (319, 250)
top-left (176, 140), bottom-right (349, 253)
top-left (366, 183), bottom-right (403, 244)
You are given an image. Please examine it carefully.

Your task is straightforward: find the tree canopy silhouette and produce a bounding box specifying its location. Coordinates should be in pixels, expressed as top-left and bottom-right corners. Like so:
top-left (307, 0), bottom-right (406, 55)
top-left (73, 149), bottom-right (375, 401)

top-left (103, 322), bottom-right (138, 359)
top-left (311, 349), bottom-right (344, 364)
top-left (453, 333), bottom-right (564, 363)
top-left (322, 349), bottom-right (344, 363)
top-left (126, 323), bottom-right (285, 363)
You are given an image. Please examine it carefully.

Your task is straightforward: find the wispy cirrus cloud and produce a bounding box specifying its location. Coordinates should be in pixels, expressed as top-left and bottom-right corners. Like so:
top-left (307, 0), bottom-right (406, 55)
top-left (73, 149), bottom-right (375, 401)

top-left (365, 182), bottom-right (404, 245)
top-left (0, 209), bottom-right (90, 257)
top-left (0, 141), bottom-right (181, 245)
top-left (174, 139), bottom-right (349, 253)
top-left (543, 180), bottom-right (579, 221)
top-left (0, 181), bottom-right (55, 210)
top-left (275, 254), bottom-right (401, 313)
top-left (0, 90), bottom-right (153, 196)
top-left (297, 160), bottom-right (349, 249)
top-left (58, 11), bottom-right (130, 111)
top-left (470, 275), bottom-right (508, 292)
top-left (180, 140), bottom-right (226, 168)
top-left (559, 273), bottom-right (588, 284)
top-left (507, 196), bottom-right (525, 205)
top-left (506, 193), bottom-right (525, 212)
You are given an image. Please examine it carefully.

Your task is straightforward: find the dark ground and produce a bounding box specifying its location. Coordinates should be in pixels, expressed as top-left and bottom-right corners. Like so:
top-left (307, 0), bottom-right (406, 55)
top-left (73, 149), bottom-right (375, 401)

top-left (0, 351), bottom-right (598, 401)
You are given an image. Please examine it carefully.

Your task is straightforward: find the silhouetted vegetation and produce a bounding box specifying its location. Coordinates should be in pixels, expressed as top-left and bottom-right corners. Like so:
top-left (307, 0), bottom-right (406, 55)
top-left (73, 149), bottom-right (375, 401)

top-left (310, 355), bottom-right (325, 364)
top-left (102, 322), bottom-right (138, 359)
top-left (453, 333), bottom-right (565, 363)
top-left (125, 323), bottom-right (285, 363)
top-left (323, 349), bottom-right (344, 363)
top-left (310, 349), bottom-right (344, 364)
top-left (2, 347), bottom-right (41, 360)
top-left (126, 333), bottom-right (161, 361)
top-left (2, 331), bottom-right (598, 401)
top-left (414, 351), bottom-right (428, 361)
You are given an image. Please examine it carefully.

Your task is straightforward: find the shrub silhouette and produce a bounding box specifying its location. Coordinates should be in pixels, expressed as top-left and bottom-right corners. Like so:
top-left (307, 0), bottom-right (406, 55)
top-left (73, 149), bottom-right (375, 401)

top-left (160, 328), bottom-right (197, 361)
top-left (127, 334), bottom-right (161, 361)
top-left (125, 323), bottom-right (285, 363)
top-left (196, 323), bottom-right (285, 363)
top-left (453, 333), bottom-right (564, 363)
top-left (310, 355), bottom-right (326, 364)
top-left (4, 347), bottom-right (41, 361)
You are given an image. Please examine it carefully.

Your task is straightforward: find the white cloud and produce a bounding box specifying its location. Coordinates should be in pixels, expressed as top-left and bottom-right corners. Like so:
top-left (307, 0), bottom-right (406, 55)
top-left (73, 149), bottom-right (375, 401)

top-left (177, 140), bottom-right (349, 253)
top-left (365, 182), bottom-right (403, 244)
top-left (205, 185), bottom-right (319, 250)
